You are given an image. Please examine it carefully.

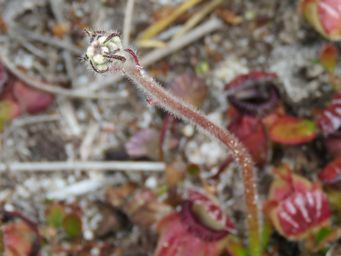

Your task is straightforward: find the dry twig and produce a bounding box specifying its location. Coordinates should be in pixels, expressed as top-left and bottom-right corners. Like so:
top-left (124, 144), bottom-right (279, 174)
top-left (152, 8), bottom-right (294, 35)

top-left (123, 0), bottom-right (135, 46)
top-left (0, 49), bottom-right (122, 99)
top-left (0, 161), bottom-right (165, 173)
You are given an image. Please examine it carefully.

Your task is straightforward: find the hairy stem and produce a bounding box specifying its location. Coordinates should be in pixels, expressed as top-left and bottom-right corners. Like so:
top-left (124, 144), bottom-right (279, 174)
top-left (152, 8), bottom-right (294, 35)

top-left (123, 65), bottom-right (262, 256)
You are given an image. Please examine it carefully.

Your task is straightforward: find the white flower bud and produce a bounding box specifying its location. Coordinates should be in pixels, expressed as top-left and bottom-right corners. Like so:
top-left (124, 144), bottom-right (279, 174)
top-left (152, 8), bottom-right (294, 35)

top-left (98, 36), bottom-right (107, 44)
top-left (111, 36), bottom-right (123, 49)
top-left (101, 46), bottom-right (109, 54)
top-left (93, 54), bottom-right (106, 65)
top-left (96, 64), bottom-right (109, 72)
top-left (86, 46), bottom-right (95, 58)
top-left (85, 31), bottom-right (128, 73)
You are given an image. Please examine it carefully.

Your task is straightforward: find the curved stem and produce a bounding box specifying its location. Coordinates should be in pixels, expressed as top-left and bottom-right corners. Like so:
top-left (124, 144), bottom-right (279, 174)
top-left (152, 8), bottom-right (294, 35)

top-left (123, 66), bottom-right (262, 256)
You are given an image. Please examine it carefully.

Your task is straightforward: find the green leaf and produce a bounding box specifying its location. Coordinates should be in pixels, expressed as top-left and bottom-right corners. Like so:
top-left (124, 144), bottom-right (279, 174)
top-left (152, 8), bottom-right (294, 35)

top-left (62, 213), bottom-right (82, 239)
top-left (315, 227), bottom-right (333, 244)
top-left (269, 116), bottom-right (317, 145)
top-left (46, 203), bottom-right (65, 228)
top-left (226, 236), bottom-right (248, 256)
top-left (195, 61), bottom-right (209, 76)
top-left (0, 100), bottom-right (18, 131)
top-left (261, 219), bottom-right (272, 252)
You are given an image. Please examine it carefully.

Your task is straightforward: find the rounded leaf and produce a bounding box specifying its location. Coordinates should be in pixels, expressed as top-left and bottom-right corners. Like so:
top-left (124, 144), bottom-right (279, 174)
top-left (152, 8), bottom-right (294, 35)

top-left (0, 100), bottom-right (20, 130)
top-left (62, 213), bottom-right (82, 239)
top-left (46, 203), bottom-right (65, 228)
top-left (324, 133), bottom-right (341, 156)
top-left (169, 73), bottom-right (208, 108)
top-left (269, 116), bottom-right (317, 144)
top-left (318, 0), bottom-right (341, 40)
top-left (12, 81), bottom-right (53, 114)
top-left (3, 221), bottom-right (38, 256)
top-left (155, 213), bottom-right (229, 256)
top-left (154, 190), bottom-right (234, 256)
top-left (228, 115), bottom-right (268, 165)
top-left (270, 189), bottom-right (331, 239)
top-left (317, 93), bottom-right (341, 136)
top-left (267, 164), bottom-right (312, 204)
top-left (180, 190), bottom-right (235, 241)
top-left (125, 128), bottom-right (160, 160)
top-left (266, 165), bottom-right (331, 240)
top-left (300, 0), bottom-right (341, 41)
top-left (319, 43), bottom-right (338, 72)
top-left (319, 156), bottom-right (341, 184)
top-left (225, 71), bottom-right (279, 117)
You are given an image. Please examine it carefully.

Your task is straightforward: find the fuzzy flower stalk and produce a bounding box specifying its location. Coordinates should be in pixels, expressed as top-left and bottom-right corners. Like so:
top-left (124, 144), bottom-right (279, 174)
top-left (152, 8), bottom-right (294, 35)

top-left (84, 30), bottom-right (262, 256)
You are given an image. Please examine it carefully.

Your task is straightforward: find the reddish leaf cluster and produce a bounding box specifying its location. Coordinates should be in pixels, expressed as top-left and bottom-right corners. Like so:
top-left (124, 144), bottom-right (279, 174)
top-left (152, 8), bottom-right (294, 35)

top-left (266, 165), bottom-right (331, 240)
top-left (319, 156), bottom-right (341, 184)
top-left (225, 71), bottom-right (278, 165)
top-left (2, 211), bottom-right (40, 256)
top-left (225, 71), bottom-right (318, 166)
top-left (154, 189), bottom-right (234, 256)
top-left (317, 93), bottom-right (341, 136)
top-left (228, 114), bottom-right (268, 165)
top-left (225, 71), bottom-right (279, 117)
top-left (0, 62), bottom-right (54, 129)
top-left (314, 92), bottom-right (341, 157)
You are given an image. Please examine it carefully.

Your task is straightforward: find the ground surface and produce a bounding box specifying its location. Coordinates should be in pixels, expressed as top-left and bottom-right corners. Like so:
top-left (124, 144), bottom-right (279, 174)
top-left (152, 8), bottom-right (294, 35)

top-left (0, 0), bottom-right (340, 255)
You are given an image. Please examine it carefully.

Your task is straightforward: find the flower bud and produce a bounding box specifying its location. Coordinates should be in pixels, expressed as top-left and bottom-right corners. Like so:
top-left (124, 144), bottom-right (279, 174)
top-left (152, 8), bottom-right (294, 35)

top-left (85, 31), bottom-right (126, 73)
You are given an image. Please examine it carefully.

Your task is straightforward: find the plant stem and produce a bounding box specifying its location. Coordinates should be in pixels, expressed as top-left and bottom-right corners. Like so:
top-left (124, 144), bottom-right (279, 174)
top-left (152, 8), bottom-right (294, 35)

top-left (123, 65), bottom-right (262, 256)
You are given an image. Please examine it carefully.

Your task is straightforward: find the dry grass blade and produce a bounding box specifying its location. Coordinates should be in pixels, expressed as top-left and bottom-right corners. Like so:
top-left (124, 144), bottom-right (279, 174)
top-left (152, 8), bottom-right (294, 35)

top-left (173, 0), bottom-right (224, 39)
top-left (137, 0), bottom-right (203, 43)
top-left (123, 0), bottom-right (135, 46)
top-left (0, 161), bottom-right (165, 173)
top-left (0, 50), bottom-right (120, 99)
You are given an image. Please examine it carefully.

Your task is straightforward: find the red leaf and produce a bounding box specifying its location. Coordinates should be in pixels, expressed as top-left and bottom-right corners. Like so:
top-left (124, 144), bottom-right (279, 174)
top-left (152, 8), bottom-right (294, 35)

top-left (324, 134), bottom-right (341, 156)
top-left (300, 0), bottom-right (341, 40)
top-left (267, 164), bottom-right (312, 204)
top-left (226, 71), bottom-right (277, 90)
top-left (225, 71), bottom-right (279, 116)
top-left (12, 81), bottom-right (53, 114)
top-left (319, 156), bottom-right (341, 184)
top-left (269, 116), bottom-right (317, 144)
top-left (169, 73), bottom-right (208, 108)
top-left (317, 93), bottom-right (341, 136)
top-left (271, 188), bottom-right (330, 239)
top-left (125, 128), bottom-right (161, 160)
top-left (154, 190), bottom-right (234, 256)
top-left (266, 164), bottom-right (331, 240)
top-left (228, 115), bottom-right (268, 165)
top-left (3, 221), bottom-right (38, 256)
top-left (185, 190), bottom-right (235, 236)
top-left (154, 213), bottom-right (229, 256)
top-left (318, 0), bottom-right (341, 40)
top-left (319, 43), bottom-right (338, 72)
